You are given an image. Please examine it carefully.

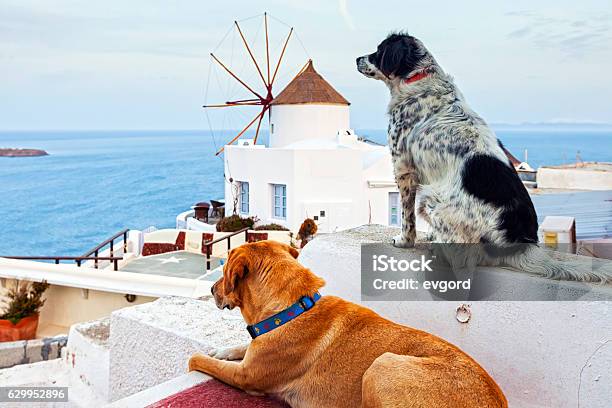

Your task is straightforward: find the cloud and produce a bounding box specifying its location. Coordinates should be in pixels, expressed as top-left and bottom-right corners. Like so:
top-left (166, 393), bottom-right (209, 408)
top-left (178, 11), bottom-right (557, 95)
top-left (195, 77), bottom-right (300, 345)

top-left (505, 10), bottom-right (537, 17)
top-left (338, 0), bottom-right (356, 31)
top-left (507, 27), bottom-right (531, 38)
top-left (0, 3), bottom-right (220, 60)
top-left (506, 12), bottom-right (612, 57)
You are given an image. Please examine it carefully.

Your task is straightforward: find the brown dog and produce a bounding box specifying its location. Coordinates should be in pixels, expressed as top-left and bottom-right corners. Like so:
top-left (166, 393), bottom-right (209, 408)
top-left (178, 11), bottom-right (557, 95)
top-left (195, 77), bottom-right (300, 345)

top-left (189, 241), bottom-right (507, 407)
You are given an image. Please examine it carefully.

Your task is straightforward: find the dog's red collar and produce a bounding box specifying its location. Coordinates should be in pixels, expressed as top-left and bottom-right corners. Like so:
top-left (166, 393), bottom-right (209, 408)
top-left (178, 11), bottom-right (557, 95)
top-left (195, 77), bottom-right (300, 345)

top-left (403, 71), bottom-right (428, 85)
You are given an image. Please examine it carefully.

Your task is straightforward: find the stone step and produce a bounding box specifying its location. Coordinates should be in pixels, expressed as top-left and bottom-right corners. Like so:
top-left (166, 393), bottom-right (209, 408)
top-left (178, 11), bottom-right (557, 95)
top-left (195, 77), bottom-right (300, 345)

top-left (65, 317), bottom-right (111, 403)
top-left (0, 335), bottom-right (67, 369)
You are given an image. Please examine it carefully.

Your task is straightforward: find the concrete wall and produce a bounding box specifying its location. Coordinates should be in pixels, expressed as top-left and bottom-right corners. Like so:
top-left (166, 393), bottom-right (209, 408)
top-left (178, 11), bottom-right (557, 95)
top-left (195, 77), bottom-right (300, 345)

top-left (39, 284), bottom-right (153, 331)
top-left (66, 319), bottom-right (110, 401)
top-left (298, 225), bottom-right (612, 408)
top-left (269, 104), bottom-right (349, 148)
top-left (537, 167), bottom-right (612, 190)
top-left (108, 297), bottom-right (250, 401)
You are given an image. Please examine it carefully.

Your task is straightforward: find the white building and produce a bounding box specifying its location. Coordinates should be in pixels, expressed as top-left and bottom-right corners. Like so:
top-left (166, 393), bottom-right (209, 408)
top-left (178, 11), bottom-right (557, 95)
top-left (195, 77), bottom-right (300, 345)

top-left (224, 60), bottom-right (400, 233)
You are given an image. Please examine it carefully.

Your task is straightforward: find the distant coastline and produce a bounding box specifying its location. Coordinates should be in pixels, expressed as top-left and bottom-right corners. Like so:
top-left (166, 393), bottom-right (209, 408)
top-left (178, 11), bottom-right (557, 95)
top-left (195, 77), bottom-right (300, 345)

top-left (0, 148), bottom-right (48, 157)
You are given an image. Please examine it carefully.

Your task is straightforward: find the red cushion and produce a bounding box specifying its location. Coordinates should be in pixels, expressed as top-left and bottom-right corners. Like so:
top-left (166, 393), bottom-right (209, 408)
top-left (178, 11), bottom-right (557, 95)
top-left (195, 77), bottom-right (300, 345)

top-left (146, 379), bottom-right (289, 408)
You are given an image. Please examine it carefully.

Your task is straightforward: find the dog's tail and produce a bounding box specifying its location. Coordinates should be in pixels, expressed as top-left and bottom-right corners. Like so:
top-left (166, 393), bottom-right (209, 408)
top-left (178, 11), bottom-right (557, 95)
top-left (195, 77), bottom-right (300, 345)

top-left (502, 244), bottom-right (612, 283)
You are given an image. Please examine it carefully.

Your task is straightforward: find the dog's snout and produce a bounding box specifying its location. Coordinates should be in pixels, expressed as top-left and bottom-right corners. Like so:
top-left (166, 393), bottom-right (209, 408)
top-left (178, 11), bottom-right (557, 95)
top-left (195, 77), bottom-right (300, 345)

top-left (356, 56), bottom-right (373, 76)
top-left (210, 284), bottom-right (215, 295)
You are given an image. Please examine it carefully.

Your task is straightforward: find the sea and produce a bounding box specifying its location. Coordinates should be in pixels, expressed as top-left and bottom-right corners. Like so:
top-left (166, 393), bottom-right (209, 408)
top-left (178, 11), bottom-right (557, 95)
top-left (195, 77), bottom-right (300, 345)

top-left (1, 129), bottom-right (611, 256)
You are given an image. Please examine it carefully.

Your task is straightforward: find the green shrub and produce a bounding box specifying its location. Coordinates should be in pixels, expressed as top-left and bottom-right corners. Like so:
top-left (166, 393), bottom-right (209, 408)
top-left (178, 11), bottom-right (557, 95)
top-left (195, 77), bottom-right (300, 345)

top-left (254, 223), bottom-right (289, 231)
top-left (1, 280), bottom-right (49, 324)
top-left (216, 215), bottom-right (256, 232)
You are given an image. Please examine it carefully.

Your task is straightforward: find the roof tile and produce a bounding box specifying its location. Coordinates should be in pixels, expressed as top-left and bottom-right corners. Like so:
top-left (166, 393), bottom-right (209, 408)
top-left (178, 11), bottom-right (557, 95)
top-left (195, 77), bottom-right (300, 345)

top-left (271, 60), bottom-right (350, 106)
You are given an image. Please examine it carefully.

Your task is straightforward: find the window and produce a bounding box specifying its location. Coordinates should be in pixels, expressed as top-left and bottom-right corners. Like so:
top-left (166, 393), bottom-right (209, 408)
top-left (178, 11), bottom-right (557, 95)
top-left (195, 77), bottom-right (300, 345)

top-left (239, 182), bottom-right (249, 214)
top-left (272, 184), bottom-right (287, 219)
top-left (389, 192), bottom-right (400, 226)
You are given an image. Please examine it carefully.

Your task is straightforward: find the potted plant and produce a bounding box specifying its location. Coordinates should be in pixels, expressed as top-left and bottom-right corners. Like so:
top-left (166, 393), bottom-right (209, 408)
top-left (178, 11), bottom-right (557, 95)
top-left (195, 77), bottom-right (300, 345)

top-left (254, 223), bottom-right (290, 231)
top-left (0, 280), bottom-right (49, 342)
top-left (216, 214), bottom-right (257, 232)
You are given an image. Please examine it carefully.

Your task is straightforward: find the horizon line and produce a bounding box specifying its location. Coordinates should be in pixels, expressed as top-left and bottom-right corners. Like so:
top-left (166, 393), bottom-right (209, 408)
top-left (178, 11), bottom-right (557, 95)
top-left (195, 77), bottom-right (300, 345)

top-left (2, 122), bottom-right (612, 133)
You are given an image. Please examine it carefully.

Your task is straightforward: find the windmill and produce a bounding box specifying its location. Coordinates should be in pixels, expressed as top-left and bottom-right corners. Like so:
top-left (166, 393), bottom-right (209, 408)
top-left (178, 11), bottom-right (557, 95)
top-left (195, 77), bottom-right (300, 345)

top-left (203, 13), bottom-right (307, 156)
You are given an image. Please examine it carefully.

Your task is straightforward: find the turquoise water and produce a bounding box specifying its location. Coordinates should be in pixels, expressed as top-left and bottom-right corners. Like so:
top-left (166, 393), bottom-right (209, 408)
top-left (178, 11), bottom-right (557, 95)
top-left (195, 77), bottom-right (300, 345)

top-left (1, 129), bottom-right (611, 256)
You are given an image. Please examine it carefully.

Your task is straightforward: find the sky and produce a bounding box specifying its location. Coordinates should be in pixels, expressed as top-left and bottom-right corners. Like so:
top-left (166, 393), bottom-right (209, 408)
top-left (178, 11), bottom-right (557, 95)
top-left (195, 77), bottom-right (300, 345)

top-left (1, 0), bottom-right (611, 130)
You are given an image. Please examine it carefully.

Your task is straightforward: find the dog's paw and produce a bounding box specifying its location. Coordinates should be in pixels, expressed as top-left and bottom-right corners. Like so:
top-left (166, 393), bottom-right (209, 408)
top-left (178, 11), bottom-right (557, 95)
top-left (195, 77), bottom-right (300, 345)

top-left (209, 346), bottom-right (246, 361)
top-left (188, 353), bottom-right (206, 372)
top-left (392, 234), bottom-right (415, 248)
top-left (423, 233), bottom-right (436, 243)
top-left (208, 348), bottom-right (235, 360)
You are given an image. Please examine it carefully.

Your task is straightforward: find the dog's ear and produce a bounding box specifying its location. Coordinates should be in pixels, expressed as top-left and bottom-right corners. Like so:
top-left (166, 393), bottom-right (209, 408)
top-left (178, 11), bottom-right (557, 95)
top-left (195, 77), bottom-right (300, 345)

top-left (288, 245), bottom-right (299, 259)
top-left (380, 36), bottom-right (419, 78)
top-left (223, 251), bottom-right (248, 295)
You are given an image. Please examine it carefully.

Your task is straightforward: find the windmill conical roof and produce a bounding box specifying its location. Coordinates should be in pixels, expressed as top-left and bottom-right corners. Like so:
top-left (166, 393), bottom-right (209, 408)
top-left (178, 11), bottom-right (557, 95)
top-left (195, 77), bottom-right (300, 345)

top-left (271, 60), bottom-right (350, 106)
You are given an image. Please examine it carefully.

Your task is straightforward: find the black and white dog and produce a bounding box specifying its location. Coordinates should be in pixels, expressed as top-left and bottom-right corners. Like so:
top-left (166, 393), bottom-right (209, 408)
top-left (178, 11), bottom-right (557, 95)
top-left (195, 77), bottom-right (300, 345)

top-left (357, 33), bottom-right (611, 283)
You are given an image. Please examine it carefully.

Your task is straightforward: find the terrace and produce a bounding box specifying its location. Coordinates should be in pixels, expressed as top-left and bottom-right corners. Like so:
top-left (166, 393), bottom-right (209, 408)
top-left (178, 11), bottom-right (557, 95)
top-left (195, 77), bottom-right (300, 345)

top-left (0, 226), bottom-right (293, 343)
top-left (0, 225), bottom-right (610, 407)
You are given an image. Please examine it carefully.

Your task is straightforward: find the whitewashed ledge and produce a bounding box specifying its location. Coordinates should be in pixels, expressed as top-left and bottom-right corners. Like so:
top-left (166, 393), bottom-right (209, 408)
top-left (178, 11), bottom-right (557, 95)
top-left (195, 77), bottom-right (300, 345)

top-left (0, 257), bottom-right (213, 298)
top-left (108, 296), bottom-right (250, 402)
top-left (299, 225), bottom-right (612, 408)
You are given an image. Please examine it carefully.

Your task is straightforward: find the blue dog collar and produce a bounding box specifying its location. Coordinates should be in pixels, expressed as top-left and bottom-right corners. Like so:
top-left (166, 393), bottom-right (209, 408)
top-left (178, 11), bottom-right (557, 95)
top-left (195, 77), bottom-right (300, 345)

top-left (246, 292), bottom-right (322, 339)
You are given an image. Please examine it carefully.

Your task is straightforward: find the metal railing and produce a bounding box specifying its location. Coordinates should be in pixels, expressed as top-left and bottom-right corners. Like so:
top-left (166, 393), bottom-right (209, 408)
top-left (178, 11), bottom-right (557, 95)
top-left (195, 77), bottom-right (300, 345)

top-left (4, 256), bottom-right (124, 271)
top-left (204, 227), bottom-right (249, 271)
top-left (81, 229), bottom-right (130, 269)
top-left (1, 229), bottom-right (129, 271)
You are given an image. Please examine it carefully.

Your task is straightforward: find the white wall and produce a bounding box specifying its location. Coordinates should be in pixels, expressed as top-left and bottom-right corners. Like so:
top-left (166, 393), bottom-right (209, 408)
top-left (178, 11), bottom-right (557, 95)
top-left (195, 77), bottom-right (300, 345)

top-left (225, 146), bottom-right (295, 228)
top-left (292, 149), bottom-right (364, 232)
top-left (269, 104), bottom-right (350, 148)
top-left (0, 278), bottom-right (151, 334)
top-left (299, 226), bottom-right (612, 408)
top-left (224, 147), bottom-right (433, 235)
top-left (365, 185), bottom-right (398, 225)
top-left (36, 283), bottom-right (152, 331)
top-left (226, 145), bottom-right (375, 232)
top-left (67, 319), bottom-right (111, 402)
top-left (225, 141), bottom-right (404, 233)
top-left (537, 167), bottom-right (612, 190)
top-left (362, 151), bottom-right (397, 226)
